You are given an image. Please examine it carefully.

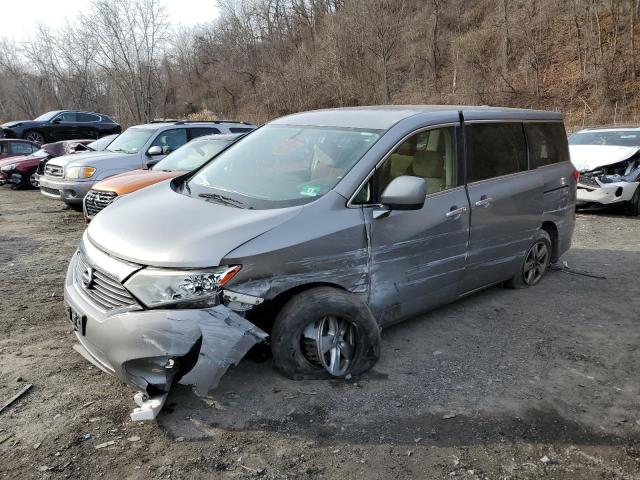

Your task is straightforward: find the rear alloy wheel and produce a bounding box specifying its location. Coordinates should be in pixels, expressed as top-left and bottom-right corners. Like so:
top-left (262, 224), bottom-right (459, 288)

top-left (271, 287), bottom-right (381, 380)
top-left (24, 130), bottom-right (45, 144)
top-left (507, 229), bottom-right (552, 289)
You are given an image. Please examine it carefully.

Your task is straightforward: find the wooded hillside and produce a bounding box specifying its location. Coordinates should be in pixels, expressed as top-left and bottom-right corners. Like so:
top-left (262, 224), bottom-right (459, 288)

top-left (1, 0), bottom-right (639, 128)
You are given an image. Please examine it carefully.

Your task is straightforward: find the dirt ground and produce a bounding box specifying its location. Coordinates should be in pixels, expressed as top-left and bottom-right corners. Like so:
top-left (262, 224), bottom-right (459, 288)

top-left (1, 186), bottom-right (639, 480)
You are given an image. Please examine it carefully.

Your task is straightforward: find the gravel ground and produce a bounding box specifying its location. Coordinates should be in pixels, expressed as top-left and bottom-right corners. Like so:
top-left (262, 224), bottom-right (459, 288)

top-left (1, 187), bottom-right (639, 479)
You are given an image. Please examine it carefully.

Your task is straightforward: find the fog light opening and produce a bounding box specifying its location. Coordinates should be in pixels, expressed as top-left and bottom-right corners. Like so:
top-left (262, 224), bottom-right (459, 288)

top-left (615, 187), bottom-right (623, 197)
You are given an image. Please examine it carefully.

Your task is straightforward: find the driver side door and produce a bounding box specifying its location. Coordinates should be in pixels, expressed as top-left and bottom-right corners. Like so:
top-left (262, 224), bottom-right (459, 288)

top-left (360, 126), bottom-right (470, 326)
top-left (49, 112), bottom-right (79, 141)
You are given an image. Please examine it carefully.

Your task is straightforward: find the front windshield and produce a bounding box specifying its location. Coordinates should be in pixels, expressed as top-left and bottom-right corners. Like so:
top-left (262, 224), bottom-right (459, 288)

top-left (34, 111), bottom-right (60, 121)
top-left (87, 134), bottom-right (117, 151)
top-left (569, 130), bottom-right (640, 147)
top-left (153, 139), bottom-right (231, 172)
top-left (106, 128), bottom-right (154, 154)
top-left (188, 125), bottom-right (381, 209)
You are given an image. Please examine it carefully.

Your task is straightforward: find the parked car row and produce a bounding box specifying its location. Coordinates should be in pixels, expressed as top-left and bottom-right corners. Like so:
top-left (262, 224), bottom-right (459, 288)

top-left (55, 105), bottom-right (580, 419)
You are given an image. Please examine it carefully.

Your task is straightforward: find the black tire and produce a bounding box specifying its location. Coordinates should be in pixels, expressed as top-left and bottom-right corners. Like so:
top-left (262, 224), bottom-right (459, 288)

top-left (625, 187), bottom-right (640, 216)
top-left (20, 169), bottom-right (39, 190)
top-left (271, 287), bottom-right (381, 380)
top-left (507, 229), bottom-right (552, 289)
top-left (23, 130), bottom-right (45, 144)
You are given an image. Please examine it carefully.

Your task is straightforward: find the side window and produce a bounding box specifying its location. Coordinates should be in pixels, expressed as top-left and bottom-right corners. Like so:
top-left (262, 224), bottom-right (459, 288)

top-left (55, 112), bottom-right (77, 122)
top-left (377, 127), bottom-right (457, 197)
top-left (524, 123), bottom-right (569, 168)
top-left (12, 142), bottom-right (36, 154)
top-left (151, 129), bottom-right (188, 154)
top-left (229, 127), bottom-right (254, 133)
top-left (467, 123), bottom-right (527, 182)
top-left (77, 113), bottom-right (100, 123)
top-left (189, 127), bottom-right (220, 140)
top-left (0, 143), bottom-right (8, 154)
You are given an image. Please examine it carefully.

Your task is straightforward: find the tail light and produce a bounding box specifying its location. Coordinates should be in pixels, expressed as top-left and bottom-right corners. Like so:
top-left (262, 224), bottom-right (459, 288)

top-left (572, 169), bottom-right (580, 180)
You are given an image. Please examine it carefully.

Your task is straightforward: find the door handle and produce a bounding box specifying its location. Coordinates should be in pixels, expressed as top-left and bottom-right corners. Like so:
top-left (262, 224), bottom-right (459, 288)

top-left (446, 206), bottom-right (468, 218)
top-left (475, 197), bottom-right (493, 208)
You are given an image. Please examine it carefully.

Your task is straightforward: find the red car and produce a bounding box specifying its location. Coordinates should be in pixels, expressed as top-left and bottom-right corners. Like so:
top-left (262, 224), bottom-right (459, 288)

top-left (0, 139), bottom-right (94, 189)
top-left (0, 139), bottom-right (40, 161)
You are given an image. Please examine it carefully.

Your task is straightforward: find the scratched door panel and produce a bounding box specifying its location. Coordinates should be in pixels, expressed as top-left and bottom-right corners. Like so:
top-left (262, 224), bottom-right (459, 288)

top-left (367, 187), bottom-right (470, 326)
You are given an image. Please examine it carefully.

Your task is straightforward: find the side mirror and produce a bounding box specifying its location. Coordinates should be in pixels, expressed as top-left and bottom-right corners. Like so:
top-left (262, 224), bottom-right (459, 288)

top-left (52, 118), bottom-right (62, 124)
top-left (380, 175), bottom-right (427, 211)
top-left (147, 145), bottom-right (163, 156)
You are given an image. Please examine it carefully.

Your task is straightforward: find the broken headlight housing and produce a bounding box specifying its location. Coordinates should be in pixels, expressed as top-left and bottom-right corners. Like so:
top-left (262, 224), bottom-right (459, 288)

top-left (125, 266), bottom-right (241, 308)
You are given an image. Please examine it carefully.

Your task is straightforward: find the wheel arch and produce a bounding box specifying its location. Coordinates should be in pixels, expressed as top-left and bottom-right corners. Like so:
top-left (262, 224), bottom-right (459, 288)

top-left (245, 281), bottom-right (348, 334)
top-left (540, 220), bottom-right (559, 262)
top-left (22, 128), bottom-right (46, 143)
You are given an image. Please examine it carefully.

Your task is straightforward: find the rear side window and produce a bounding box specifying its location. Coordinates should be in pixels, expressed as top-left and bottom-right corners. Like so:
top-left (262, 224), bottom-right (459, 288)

top-left (189, 127), bottom-right (220, 140)
top-left (525, 123), bottom-right (569, 168)
top-left (77, 113), bottom-right (100, 123)
top-left (467, 123), bottom-right (527, 182)
top-left (229, 127), bottom-right (254, 133)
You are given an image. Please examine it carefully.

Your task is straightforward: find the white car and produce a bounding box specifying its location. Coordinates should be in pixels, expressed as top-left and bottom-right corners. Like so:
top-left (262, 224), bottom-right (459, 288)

top-left (569, 127), bottom-right (640, 215)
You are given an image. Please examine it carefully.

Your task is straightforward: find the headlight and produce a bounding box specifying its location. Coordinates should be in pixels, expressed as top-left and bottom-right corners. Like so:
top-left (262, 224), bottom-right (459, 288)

top-left (125, 265), bottom-right (241, 308)
top-left (1, 164), bottom-right (16, 173)
top-left (66, 166), bottom-right (97, 179)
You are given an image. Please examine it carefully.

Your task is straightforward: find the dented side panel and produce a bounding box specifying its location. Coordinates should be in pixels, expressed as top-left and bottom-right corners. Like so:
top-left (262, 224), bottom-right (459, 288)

top-left (222, 190), bottom-right (370, 301)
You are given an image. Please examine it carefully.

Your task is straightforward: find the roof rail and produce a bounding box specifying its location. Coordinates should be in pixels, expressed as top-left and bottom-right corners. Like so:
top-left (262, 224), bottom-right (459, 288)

top-left (150, 119), bottom-right (181, 123)
top-left (172, 120), bottom-right (254, 125)
top-left (583, 125), bottom-right (640, 130)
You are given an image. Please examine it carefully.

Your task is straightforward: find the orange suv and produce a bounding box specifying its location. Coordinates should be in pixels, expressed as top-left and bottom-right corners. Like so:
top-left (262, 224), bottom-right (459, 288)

top-left (83, 133), bottom-right (246, 220)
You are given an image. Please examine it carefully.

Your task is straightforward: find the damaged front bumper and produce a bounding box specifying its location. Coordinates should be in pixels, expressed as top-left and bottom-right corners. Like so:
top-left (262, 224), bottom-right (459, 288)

top-left (577, 180), bottom-right (639, 206)
top-left (64, 252), bottom-right (267, 397)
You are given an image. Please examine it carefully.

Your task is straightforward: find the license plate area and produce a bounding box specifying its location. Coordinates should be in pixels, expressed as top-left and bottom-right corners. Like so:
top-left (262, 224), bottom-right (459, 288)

top-left (66, 304), bottom-right (86, 336)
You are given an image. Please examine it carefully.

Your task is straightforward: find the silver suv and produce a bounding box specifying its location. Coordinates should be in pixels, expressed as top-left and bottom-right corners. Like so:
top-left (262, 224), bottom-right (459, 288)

top-left (39, 120), bottom-right (255, 207)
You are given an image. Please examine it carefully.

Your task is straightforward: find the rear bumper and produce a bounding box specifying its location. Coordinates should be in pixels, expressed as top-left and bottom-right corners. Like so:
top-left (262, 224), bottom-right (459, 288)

top-left (577, 181), bottom-right (639, 205)
top-left (39, 176), bottom-right (95, 204)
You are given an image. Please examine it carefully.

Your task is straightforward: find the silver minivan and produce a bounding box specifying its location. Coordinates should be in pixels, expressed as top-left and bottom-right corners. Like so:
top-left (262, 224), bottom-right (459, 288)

top-left (64, 106), bottom-right (576, 413)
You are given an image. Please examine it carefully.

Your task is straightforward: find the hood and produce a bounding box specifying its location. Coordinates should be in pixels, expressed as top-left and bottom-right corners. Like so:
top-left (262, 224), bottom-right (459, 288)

top-left (93, 169), bottom-right (180, 195)
top-left (0, 155), bottom-right (33, 168)
top-left (2, 120), bottom-right (34, 128)
top-left (47, 151), bottom-right (127, 169)
top-left (570, 145), bottom-right (640, 172)
top-left (87, 181), bottom-right (303, 267)
top-left (0, 154), bottom-right (40, 167)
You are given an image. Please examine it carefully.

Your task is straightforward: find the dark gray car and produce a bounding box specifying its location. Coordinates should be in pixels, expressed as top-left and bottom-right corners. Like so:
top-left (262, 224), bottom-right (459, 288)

top-left (63, 106), bottom-right (576, 418)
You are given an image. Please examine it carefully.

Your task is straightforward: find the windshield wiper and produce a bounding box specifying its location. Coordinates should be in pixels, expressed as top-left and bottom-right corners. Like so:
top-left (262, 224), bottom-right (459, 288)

top-left (109, 148), bottom-right (127, 153)
top-left (198, 193), bottom-right (247, 209)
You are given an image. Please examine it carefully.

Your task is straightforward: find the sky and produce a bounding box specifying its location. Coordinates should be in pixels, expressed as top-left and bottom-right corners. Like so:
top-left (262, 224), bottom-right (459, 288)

top-left (1, 0), bottom-right (219, 41)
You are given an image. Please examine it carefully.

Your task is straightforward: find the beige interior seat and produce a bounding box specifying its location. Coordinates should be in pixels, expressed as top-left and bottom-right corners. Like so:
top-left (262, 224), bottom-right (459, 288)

top-left (412, 149), bottom-right (445, 195)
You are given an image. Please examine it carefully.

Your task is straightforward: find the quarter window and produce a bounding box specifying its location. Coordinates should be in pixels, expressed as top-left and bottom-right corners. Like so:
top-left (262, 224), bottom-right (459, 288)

top-left (525, 123), bottom-right (569, 168)
top-left (151, 129), bottom-right (188, 155)
top-left (376, 127), bottom-right (457, 198)
top-left (467, 123), bottom-right (527, 182)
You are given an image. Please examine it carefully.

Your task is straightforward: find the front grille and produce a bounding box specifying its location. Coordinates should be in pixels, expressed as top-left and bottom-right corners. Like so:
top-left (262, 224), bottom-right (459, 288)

top-left (75, 251), bottom-right (138, 311)
top-left (578, 175), bottom-right (600, 189)
top-left (84, 190), bottom-right (117, 218)
top-left (45, 164), bottom-right (63, 177)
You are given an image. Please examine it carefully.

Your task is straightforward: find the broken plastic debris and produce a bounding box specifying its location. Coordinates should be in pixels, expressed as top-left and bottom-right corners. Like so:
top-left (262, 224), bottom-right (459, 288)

top-left (130, 392), bottom-right (168, 421)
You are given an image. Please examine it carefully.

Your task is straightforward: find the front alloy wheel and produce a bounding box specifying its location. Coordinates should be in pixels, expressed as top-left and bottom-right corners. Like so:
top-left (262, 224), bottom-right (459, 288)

top-left (302, 316), bottom-right (356, 376)
top-left (29, 172), bottom-right (39, 188)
